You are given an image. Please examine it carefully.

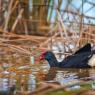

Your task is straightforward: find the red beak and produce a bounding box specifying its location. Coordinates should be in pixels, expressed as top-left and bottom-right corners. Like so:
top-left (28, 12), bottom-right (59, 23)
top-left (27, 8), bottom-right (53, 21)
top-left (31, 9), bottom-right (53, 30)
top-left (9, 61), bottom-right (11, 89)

top-left (39, 55), bottom-right (44, 60)
top-left (39, 52), bottom-right (46, 60)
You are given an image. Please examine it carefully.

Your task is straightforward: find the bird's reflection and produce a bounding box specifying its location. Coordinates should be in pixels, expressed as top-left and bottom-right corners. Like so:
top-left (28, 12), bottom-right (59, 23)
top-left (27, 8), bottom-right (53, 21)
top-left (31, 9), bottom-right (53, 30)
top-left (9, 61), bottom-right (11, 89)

top-left (45, 67), bottom-right (95, 90)
top-left (45, 68), bottom-right (95, 81)
top-left (45, 68), bottom-right (95, 92)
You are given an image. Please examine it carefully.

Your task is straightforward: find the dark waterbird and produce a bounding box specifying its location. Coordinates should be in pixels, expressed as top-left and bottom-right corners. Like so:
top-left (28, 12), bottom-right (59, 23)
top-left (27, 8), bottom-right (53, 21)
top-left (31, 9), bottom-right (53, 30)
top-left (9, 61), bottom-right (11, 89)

top-left (40, 43), bottom-right (95, 68)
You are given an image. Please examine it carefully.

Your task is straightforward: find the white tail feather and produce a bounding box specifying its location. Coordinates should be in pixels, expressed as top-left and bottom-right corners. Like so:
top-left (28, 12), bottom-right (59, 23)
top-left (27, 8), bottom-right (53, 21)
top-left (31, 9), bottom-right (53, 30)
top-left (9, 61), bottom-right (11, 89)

top-left (88, 55), bottom-right (95, 67)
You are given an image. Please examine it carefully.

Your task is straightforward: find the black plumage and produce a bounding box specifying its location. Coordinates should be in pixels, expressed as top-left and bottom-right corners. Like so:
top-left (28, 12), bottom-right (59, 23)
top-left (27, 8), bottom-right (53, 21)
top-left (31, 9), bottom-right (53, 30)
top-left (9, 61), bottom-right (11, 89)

top-left (41, 43), bottom-right (95, 68)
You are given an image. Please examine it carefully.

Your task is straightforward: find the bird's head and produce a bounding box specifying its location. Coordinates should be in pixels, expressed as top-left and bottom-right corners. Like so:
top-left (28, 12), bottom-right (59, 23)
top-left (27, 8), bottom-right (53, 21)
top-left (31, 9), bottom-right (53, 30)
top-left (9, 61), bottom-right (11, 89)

top-left (39, 51), bottom-right (58, 67)
top-left (40, 51), bottom-right (54, 61)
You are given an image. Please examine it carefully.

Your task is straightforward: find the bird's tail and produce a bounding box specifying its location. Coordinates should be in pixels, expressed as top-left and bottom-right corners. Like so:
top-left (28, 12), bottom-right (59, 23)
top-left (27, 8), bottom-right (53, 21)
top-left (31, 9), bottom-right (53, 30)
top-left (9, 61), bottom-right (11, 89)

top-left (74, 43), bottom-right (91, 54)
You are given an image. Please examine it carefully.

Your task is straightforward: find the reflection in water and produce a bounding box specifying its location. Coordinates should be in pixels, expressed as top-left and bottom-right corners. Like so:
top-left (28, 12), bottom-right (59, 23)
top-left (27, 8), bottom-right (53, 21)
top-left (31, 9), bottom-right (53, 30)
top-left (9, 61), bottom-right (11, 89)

top-left (0, 78), bottom-right (16, 95)
top-left (89, 69), bottom-right (95, 80)
top-left (46, 68), bottom-right (95, 81)
top-left (0, 53), bottom-right (95, 94)
top-left (67, 85), bottom-right (81, 90)
top-left (55, 71), bottom-right (79, 86)
top-left (28, 74), bottom-right (36, 91)
top-left (45, 68), bottom-right (95, 91)
top-left (0, 78), bottom-right (9, 92)
top-left (0, 67), bottom-right (95, 94)
top-left (91, 81), bottom-right (95, 89)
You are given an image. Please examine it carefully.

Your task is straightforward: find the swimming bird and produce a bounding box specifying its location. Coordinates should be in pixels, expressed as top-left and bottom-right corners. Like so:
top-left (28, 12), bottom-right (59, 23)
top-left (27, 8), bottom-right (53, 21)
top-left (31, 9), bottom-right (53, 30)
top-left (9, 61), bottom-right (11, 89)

top-left (40, 43), bottom-right (95, 68)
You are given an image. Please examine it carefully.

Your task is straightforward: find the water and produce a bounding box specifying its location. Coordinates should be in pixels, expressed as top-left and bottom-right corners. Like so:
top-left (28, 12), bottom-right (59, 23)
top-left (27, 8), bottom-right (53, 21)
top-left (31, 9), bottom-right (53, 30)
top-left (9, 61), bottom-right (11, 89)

top-left (0, 53), bottom-right (95, 94)
top-left (45, 68), bottom-right (95, 81)
top-left (0, 67), bottom-right (95, 94)
top-left (45, 68), bottom-right (95, 90)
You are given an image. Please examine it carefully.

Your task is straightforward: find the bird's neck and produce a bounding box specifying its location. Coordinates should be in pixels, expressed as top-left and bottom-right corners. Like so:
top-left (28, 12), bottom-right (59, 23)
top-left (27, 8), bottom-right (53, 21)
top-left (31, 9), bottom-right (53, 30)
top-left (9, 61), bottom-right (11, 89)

top-left (46, 58), bottom-right (59, 67)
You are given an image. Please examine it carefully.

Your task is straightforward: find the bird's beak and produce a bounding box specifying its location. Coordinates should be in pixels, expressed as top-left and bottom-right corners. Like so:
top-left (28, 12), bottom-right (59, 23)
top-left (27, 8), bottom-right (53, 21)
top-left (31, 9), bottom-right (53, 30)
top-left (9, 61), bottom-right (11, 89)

top-left (39, 52), bottom-right (46, 60)
top-left (39, 55), bottom-right (45, 60)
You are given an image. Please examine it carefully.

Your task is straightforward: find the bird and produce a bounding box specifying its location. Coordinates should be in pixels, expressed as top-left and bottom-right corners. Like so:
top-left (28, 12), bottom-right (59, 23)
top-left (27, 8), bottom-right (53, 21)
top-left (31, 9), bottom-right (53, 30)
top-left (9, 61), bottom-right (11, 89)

top-left (40, 43), bottom-right (95, 68)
